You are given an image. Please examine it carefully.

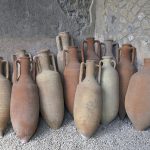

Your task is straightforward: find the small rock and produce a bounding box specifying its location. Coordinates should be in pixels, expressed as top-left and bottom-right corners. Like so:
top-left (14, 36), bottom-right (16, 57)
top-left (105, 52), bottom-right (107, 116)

top-left (138, 12), bottom-right (145, 21)
top-left (127, 24), bottom-right (134, 33)
top-left (128, 35), bottom-right (134, 41)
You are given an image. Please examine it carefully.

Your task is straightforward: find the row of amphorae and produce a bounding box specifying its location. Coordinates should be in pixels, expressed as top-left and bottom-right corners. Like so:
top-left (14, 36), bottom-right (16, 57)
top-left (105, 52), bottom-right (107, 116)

top-left (0, 31), bottom-right (149, 143)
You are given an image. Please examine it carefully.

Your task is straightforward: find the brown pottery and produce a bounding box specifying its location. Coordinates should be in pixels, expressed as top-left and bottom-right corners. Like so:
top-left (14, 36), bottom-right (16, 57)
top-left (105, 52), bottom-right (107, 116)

top-left (81, 37), bottom-right (103, 63)
top-left (12, 49), bottom-right (31, 83)
top-left (10, 56), bottom-right (39, 143)
top-left (118, 44), bottom-right (136, 119)
top-left (125, 58), bottom-right (150, 130)
top-left (35, 49), bottom-right (64, 129)
top-left (63, 46), bottom-right (80, 115)
top-left (0, 57), bottom-right (11, 137)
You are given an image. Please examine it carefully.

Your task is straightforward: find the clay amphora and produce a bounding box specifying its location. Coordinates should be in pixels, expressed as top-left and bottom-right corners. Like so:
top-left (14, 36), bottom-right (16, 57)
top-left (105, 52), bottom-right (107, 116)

top-left (0, 57), bottom-right (11, 137)
top-left (74, 60), bottom-right (102, 139)
top-left (100, 56), bottom-right (119, 124)
top-left (63, 46), bottom-right (80, 115)
top-left (35, 49), bottom-right (64, 129)
top-left (56, 32), bottom-right (74, 75)
top-left (12, 49), bottom-right (31, 61)
top-left (103, 39), bottom-right (119, 62)
top-left (10, 56), bottom-right (39, 143)
top-left (12, 49), bottom-right (31, 83)
top-left (118, 44), bottom-right (136, 119)
top-left (125, 58), bottom-right (150, 130)
top-left (81, 37), bottom-right (103, 63)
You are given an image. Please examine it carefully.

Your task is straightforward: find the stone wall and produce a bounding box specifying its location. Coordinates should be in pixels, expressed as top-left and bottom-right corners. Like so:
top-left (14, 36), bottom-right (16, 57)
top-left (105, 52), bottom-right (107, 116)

top-left (0, 0), bottom-right (94, 62)
top-left (0, 0), bottom-right (149, 69)
top-left (95, 0), bottom-right (150, 68)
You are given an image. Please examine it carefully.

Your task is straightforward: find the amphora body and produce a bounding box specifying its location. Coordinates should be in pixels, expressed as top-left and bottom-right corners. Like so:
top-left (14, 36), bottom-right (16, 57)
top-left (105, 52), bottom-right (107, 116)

top-left (35, 50), bottom-right (64, 129)
top-left (74, 60), bottom-right (102, 139)
top-left (10, 56), bottom-right (39, 143)
top-left (63, 47), bottom-right (80, 115)
top-left (100, 56), bottom-right (119, 124)
top-left (125, 58), bottom-right (150, 131)
top-left (0, 58), bottom-right (11, 136)
top-left (118, 44), bottom-right (136, 119)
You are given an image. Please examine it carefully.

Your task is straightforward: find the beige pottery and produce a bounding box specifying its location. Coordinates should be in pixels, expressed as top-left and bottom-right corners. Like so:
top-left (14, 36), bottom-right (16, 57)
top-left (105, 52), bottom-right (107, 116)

top-left (56, 32), bottom-right (74, 75)
top-left (100, 56), bottom-right (119, 124)
top-left (35, 49), bottom-right (64, 129)
top-left (74, 60), bottom-right (102, 139)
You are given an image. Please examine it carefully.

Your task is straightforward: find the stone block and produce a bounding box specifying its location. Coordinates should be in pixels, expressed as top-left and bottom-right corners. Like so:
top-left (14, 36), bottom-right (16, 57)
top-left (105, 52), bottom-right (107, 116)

top-left (142, 19), bottom-right (150, 30)
top-left (133, 21), bottom-right (141, 28)
top-left (138, 12), bottom-right (146, 21)
top-left (120, 17), bottom-right (127, 24)
top-left (131, 5), bottom-right (141, 16)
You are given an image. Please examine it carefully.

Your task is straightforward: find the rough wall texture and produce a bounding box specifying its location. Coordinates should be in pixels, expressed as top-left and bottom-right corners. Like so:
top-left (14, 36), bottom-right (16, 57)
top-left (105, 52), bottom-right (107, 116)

top-left (0, 0), bottom-right (93, 38)
top-left (0, 0), bottom-right (149, 69)
top-left (0, 0), bottom-right (94, 62)
top-left (95, 0), bottom-right (150, 68)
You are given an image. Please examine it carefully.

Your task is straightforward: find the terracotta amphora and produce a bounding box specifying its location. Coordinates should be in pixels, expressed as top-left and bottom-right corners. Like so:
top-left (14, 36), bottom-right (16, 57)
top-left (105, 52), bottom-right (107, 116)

top-left (56, 32), bottom-right (74, 76)
top-left (34, 49), bottom-right (64, 129)
top-left (63, 46), bottom-right (80, 115)
top-left (74, 60), bottom-right (102, 139)
top-left (10, 56), bottom-right (39, 143)
top-left (12, 49), bottom-right (31, 61)
top-left (103, 39), bottom-right (119, 62)
top-left (81, 37), bottom-right (104, 63)
top-left (12, 49), bottom-right (31, 83)
top-left (118, 44), bottom-right (136, 119)
top-left (100, 56), bottom-right (119, 124)
top-left (0, 57), bottom-right (11, 137)
top-left (125, 58), bottom-right (150, 131)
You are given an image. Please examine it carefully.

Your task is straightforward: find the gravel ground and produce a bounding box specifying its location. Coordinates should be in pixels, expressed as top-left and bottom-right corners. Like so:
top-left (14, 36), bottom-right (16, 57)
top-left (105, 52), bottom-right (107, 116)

top-left (0, 112), bottom-right (150, 150)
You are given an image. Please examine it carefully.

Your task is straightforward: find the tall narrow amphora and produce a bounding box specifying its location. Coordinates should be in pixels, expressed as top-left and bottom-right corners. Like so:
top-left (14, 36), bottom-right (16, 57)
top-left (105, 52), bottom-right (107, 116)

top-left (35, 49), bottom-right (64, 129)
top-left (118, 44), bottom-right (136, 119)
top-left (0, 57), bottom-right (11, 137)
top-left (63, 46), bottom-right (80, 115)
top-left (56, 32), bottom-right (74, 76)
top-left (103, 39), bottom-right (119, 62)
top-left (74, 60), bottom-right (102, 139)
top-left (100, 56), bottom-right (119, 125)
top-left (10, 56), bottom-right (39, 143)
top-left (81, 37), bottom-right (103, 63)
top-left (125, 58), bottom-right (150, 131)
top-left (12, 49), bottom-right (31, 83)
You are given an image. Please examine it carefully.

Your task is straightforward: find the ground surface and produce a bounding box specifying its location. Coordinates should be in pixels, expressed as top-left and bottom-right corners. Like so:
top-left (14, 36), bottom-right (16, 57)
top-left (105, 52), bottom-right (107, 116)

top-left (0, 112), bottom-right (150, 150)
